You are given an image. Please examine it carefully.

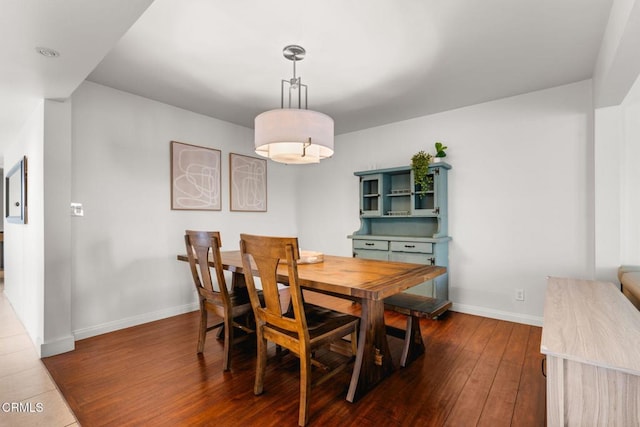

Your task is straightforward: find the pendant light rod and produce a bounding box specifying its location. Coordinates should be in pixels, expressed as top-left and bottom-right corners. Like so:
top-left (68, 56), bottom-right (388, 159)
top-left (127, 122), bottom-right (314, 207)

top-left (281, 45), bottom-right (308, 110)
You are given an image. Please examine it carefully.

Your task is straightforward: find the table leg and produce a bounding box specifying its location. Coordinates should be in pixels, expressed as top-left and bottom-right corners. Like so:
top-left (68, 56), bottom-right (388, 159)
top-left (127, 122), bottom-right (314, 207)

top-left (400, 315), bottom-right (425, 368)
top-left (346, 298), bottom-right (394, 402)
top-left (230, 270), bottom-right (245, 290)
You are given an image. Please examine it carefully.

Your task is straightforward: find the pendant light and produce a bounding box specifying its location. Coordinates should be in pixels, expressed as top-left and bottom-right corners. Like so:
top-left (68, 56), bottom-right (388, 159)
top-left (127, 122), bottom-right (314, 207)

top-left (254, 45), bottom-right (334, 164)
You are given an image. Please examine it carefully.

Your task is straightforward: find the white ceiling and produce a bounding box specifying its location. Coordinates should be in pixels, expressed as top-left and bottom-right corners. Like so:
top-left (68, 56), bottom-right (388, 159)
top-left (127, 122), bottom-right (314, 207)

top-left (1, 0), bottom-right (614, 152)
top-left (0, 0), bottom-right (154, 152)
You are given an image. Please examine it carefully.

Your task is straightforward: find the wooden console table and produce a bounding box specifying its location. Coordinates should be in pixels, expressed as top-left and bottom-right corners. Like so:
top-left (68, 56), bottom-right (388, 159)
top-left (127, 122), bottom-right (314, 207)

top-left (541, 277), bottom-right (640, 426)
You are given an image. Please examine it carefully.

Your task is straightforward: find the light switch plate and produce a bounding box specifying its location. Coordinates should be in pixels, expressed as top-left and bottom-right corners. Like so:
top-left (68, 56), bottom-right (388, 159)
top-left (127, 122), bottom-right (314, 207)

top-left (70, 203), bottom-right (84, 217)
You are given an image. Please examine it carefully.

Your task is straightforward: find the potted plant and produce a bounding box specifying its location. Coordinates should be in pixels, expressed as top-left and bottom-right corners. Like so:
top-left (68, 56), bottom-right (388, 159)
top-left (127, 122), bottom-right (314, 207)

top-left (433, 141), bottom-right (448, 162)
top-left (411, 150), bottom-right (433, 194)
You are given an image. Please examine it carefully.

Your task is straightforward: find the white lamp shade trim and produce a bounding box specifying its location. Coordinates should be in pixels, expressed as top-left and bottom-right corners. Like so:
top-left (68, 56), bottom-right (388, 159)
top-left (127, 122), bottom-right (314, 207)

top-left (255, 109), bottom-right (334, 164)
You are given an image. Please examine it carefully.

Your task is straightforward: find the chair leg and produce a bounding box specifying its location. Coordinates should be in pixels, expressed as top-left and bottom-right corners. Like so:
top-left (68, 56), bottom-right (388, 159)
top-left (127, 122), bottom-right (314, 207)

top-left (197, 306), bottom-right (207, 354)
top-left (222, 314), bottom-right (232, 371)
top-left (254, 331), bottom-right (267, 395)
top-left (350, 328), bottom-right (358, 356)
top-left (298, 352), bottom-right (312, 426)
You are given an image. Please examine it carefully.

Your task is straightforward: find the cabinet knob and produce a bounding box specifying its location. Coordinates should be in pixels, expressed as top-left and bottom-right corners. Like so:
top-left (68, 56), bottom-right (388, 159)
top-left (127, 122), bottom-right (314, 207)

top-left (404, 244), bottom-right (415, 248)
top-left (365, 242), bottom-right (374, 246)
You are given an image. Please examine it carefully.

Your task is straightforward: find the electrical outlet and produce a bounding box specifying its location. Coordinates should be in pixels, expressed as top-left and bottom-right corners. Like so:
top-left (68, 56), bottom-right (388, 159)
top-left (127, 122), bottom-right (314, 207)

top-left (515, 289), bottom-right (525, 301)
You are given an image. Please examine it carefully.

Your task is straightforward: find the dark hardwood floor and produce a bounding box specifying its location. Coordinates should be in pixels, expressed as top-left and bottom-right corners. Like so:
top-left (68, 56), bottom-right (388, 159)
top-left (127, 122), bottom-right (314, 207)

top-left (43, 293), bottom-right (546, 426)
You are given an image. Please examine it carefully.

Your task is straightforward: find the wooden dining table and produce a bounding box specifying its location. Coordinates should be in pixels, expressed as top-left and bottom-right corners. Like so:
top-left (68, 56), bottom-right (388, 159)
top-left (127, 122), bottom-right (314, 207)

top-left (177, 250), bottom-right (446, 402)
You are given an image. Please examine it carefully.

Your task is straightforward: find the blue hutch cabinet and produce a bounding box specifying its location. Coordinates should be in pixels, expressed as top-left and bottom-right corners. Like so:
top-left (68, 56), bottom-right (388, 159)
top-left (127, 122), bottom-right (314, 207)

top-left (348, 162), bottom-right (451, 303)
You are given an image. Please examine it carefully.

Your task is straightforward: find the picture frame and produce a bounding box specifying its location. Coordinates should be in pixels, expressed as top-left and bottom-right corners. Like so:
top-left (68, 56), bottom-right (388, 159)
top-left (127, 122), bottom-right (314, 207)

top-left (5, 155), bottom-right (27, 224)
top-left (171, 141), bottom-right (221, 210)
top-left (229, 153), bottom-right (267, 212)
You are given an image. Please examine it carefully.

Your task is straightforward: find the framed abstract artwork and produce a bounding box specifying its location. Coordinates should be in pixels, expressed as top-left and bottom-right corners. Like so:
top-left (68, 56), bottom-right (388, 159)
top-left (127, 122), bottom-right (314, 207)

top-left (171, 141), bottom-right (221, 210)
top-left (229, 153), bottom-right (267, 212)
top-left (5, 155), bottom-right (27, 224)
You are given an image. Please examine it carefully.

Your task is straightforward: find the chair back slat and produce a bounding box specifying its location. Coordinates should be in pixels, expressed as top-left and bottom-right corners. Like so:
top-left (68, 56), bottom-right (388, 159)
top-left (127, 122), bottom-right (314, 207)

top-left (185, 230), bottom-right (230, 305)
top-left (240, 234), bottom-right (309, 338)
top-left (251, 255), bottom-right (282, 315)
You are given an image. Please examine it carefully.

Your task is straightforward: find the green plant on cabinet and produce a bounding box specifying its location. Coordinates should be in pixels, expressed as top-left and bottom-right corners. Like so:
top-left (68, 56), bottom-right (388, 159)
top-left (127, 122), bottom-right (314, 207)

top-left (434, 141), bottom-right (448, 159)
top-left (410, 150), bottom-right (432, 197)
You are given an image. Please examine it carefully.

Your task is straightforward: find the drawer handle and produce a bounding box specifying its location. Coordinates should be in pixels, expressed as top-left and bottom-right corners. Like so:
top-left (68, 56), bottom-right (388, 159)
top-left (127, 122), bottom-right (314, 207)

top-left (365, 243), bottom-right (375, 246)
top-left (404, 245), bottom-right (415, 248)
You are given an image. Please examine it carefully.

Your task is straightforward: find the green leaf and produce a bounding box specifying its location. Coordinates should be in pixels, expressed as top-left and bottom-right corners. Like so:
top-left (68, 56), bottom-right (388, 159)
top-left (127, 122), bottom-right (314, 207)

top-left (434, 141), bottom-right (447, 157)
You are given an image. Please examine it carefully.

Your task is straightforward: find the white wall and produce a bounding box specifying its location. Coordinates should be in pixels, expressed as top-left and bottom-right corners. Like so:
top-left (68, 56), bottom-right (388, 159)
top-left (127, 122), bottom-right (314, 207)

top-left (593, 76), bottom-right (640, 278)
top-left (592, 0), bottom-right (640, 278)
top-left (70, 81), bottom-right (298, 339)
top-left (297, 80), bottom-right (595, 325)
top-left (594, 105), bottom-right (622, 281)
top-left (4, 101), bottom-right (46, 355)
top-left (619, 75), bottom-right (640, 263)
top-left (42, 99), bottom-right (74, 356)
top-left (4, 99), bottom-right (76, 357)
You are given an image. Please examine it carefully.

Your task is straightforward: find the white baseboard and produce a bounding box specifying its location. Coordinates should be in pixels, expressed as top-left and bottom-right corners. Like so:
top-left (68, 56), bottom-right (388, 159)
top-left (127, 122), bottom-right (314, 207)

top-left (70, 301), bottom-right (541, 347)
top-left (40, 335), bottom-right (75, 357)
top-left (73, 302), bottom-right (199, 341)
top-left (451, 302), bottom-right (543, 327)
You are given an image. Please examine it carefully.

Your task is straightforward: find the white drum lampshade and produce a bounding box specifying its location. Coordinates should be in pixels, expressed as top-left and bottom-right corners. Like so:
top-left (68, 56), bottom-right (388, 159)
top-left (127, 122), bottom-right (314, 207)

top-left (254, 109), bottom-right (334, 164)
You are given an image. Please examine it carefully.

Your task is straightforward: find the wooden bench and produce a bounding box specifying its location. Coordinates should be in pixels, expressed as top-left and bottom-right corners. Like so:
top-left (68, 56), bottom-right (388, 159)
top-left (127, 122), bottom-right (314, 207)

top-left (384, 293), bottom-right (452, 367)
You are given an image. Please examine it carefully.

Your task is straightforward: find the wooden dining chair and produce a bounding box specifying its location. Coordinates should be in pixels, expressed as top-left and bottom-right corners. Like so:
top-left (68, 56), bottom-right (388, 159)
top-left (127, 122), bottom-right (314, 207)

top-left (239, 234), bottom-right (359, 426)
top-left (184, 230), bottom-right (256, 371)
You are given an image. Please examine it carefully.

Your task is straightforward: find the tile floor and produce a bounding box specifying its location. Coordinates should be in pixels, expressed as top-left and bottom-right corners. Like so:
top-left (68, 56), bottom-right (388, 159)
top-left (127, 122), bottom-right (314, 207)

top-left (0, 275), bottom-right (78, 427)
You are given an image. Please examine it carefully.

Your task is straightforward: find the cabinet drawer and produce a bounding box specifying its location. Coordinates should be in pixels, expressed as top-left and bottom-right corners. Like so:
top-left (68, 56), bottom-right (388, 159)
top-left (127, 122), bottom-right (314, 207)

top-left (354, 240), bottom-right (389, 251)
top-left (390, 252), bottom-right (435, 265)
top-left (390, 241), bottom-right (433, 253)
top-left (354, 249), bottom-right (389, 261)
